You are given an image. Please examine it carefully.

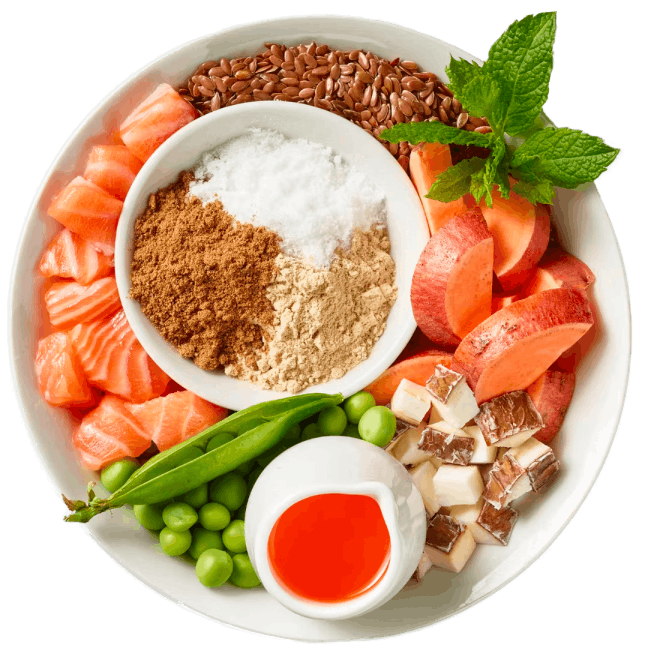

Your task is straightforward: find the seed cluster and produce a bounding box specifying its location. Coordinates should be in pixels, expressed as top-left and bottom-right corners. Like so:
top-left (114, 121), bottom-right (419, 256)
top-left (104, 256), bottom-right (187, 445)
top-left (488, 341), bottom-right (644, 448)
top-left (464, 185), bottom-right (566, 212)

top-left (179, 42), bottom-right (491, 172)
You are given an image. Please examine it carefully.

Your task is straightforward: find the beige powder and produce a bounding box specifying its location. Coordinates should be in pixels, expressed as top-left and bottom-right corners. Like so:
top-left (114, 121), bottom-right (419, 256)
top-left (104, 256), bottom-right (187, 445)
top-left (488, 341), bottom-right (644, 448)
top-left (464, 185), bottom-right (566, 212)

top-left (226, 227), bottom-right (397, 392)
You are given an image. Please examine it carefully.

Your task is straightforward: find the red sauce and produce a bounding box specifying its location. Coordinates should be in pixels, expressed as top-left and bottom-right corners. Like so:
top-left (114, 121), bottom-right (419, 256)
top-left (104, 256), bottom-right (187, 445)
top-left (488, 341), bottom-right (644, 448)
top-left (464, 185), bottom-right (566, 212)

top-left (267, 493), bottom-right (391, 603)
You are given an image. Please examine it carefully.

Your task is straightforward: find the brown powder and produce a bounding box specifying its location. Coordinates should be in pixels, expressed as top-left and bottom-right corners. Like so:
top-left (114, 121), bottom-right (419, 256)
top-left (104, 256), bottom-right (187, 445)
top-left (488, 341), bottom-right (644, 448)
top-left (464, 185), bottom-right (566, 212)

top-left (129, 172), bottom-right (281, 371)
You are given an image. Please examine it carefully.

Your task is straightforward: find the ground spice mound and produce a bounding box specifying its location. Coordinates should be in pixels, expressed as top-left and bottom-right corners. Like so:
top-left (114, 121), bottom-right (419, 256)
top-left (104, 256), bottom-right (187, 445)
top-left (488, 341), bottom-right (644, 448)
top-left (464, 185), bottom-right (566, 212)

top-left (228, 227), bottom-right (397, 393)
top-left (129, 172), bottom-right (281, 370)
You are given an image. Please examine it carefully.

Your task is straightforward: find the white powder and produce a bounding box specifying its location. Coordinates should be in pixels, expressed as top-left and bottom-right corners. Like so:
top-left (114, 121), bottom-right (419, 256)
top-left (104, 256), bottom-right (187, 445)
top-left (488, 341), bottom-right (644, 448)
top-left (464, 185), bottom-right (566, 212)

top-left (189, 129), bottom-right (386, 266)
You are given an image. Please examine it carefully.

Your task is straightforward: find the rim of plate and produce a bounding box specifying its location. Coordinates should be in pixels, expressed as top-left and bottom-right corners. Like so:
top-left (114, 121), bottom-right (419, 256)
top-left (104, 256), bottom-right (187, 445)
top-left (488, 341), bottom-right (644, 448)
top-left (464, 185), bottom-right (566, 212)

top-left (8, 14), bottom-right (632, 641)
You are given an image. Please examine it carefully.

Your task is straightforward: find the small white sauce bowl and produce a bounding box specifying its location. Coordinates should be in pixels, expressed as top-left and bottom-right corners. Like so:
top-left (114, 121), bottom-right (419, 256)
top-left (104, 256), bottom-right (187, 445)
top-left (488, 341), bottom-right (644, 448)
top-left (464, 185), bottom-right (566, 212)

top-left (114, 101), bottom-right (429, 410)
top-left (245, 436), bottom-right (427, 619)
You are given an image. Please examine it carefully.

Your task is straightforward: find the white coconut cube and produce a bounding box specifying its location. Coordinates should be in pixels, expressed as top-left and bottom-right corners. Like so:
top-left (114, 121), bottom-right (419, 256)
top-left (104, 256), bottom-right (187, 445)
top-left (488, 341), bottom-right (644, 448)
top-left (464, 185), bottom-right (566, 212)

top-left (463, 425), bottom-right (498, 464)
top-left (429, 405), bottom-right (444, 425)
top-left (432, 464), bottom-right (484, 507)
top-left (426, 367), bottom-right (480, 429)
top-left (451, 498), bottom-right (518, 546)
top-left (390, 379), bottom-right (432, 425)
top-left (450, 500), bottom-right (497, 545)
top-left (423, 528), bottom-right (476, 573)
top-left (409, 461), bottom-right (441, 517)
top-left (413, 550), bottom-right (434, 582)
top-left (391, 423), bottom-right (429, 466)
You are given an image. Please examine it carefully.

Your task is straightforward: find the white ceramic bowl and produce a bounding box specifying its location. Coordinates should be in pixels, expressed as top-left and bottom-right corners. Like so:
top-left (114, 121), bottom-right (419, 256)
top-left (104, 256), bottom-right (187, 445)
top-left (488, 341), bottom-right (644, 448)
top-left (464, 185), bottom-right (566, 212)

top-left (9, 16), bottom-right (630, 642)
top-left (115, 101), bottom-right (429, 411)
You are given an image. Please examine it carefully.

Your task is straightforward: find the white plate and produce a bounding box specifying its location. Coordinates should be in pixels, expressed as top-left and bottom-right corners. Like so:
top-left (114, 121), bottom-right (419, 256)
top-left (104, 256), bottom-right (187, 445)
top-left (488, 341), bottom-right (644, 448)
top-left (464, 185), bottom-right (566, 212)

top-left (114, 101), bottom-right (428, 410)
top-left (9, 16), bottom-right (630, 641)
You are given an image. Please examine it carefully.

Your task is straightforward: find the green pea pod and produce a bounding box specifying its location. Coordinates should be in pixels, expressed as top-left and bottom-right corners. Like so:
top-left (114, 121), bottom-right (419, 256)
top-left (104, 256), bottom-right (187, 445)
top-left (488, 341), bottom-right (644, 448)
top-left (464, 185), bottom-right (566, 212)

top-left (64, 394), bottom-right (342, 523)
top-left (123, 397), bottom-right (341, 505)
top-left (113, 393), bottom-right (325, 497)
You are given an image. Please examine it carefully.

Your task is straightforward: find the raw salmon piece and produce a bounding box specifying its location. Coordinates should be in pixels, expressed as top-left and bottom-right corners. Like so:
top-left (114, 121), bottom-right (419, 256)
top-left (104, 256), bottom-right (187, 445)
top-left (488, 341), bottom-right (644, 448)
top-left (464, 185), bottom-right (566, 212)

top-left (119, 83), bottom-right (197, 162)
top-left (47, 177), bottom-right (123, 255)
top-left (83, 145), bottom-right (143, 201)
top-left (35, 332), bottom-right (93, 407)
top-left (69, 309), bottom-right (170, 403)
top-left (128, 391), bottom-right (228, 452)
top-left (44, 276), bottom-right (121, 329)
top-left (39, 229), bottom-right (113, 285)
top-left (73, 394), bottom-right (151, 470)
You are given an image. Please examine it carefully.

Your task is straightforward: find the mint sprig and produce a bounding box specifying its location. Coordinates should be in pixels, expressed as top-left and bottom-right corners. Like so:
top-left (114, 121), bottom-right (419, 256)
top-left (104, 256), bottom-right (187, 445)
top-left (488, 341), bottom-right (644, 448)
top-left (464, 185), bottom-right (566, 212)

top-left (380, 12), bottom-right (619, 206)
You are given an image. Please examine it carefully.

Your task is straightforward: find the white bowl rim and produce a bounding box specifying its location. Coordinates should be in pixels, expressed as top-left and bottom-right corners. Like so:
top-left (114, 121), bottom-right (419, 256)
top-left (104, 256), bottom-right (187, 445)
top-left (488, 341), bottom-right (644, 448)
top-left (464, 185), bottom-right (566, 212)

top-left (114, 99), bottom-right (428, 410)
top-left (8, 14), bottom-right (632, 641)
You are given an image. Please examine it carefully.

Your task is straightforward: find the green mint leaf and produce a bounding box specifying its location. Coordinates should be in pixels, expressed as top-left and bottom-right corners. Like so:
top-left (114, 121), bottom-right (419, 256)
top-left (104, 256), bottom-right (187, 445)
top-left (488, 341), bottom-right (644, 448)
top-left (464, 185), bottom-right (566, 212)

top-left (469, 140), bottom-right (508, 207)
top-left (484, 12), bottom-right (556, 136)
top-left (446, 56), bottom-right (482, 95)
top-left (511, 127), bottom-right (620, 189)
top-left (511, 156), bottom-right (547, 184)
top-left (469, 173), bottom-right (489, 206)
top-left (514, 115), bottom-right (546, 140)
top-left (426, 158), bottom-right (487, 203)
top-left (495, 156), bottom-right (512, 199)
top-left (510, 177), bottom-right (556, 204)
top-left (459, 75), bottom-right (506, 130)
top-left (380, 121), bottom-right (495, 147)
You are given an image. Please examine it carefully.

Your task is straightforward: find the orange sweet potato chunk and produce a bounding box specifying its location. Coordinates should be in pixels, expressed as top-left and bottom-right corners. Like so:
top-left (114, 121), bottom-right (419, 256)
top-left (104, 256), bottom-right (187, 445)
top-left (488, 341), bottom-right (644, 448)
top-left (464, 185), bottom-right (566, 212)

top-left (411, 208), bottom-right (493, 348)
top-left (365, 350), bottom-right (453, 405)
top-left (452, 289), bottom-right (594, 404)
top-left (409, 143), bottom-right (469, 234)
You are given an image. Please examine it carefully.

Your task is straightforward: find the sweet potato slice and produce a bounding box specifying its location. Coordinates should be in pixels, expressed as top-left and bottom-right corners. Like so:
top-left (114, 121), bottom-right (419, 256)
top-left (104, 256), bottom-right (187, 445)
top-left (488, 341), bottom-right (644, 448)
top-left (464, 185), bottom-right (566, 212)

top-left (468, 190), bottom-right (550, 291)
top-left (364, 350), bottom-right (453, 405)
top-left (410, 143), bottom-right (469, 234)
top-left (492, 291), bottom-right (523, 312)
top-left (411, 208), bottom-right (493, 348)
top-left (452, 289), bottom-right (593, 404)
top-left (524, 247), bottom-right (595, 296)
top-left (527, 369), bottom-right (576, 444)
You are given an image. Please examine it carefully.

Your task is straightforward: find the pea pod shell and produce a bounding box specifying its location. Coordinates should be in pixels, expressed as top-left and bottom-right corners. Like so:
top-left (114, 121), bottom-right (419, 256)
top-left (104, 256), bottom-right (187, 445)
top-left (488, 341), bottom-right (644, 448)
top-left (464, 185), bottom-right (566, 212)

top-left (113, 395), bottom-right (342, 506)
top-left (112, 394), bottom-right (325, 497)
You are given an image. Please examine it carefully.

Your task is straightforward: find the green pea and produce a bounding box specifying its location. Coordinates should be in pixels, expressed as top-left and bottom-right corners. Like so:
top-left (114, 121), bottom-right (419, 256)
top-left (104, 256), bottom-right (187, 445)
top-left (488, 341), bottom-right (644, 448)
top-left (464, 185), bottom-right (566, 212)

top-left (229, 553), bottom-right (261, 588)
top-left (283, 423), bottom-right (301, 445)
top-left (236, 500), bottom-right (247, 521)
top-left (180, 446), bottom-right (204, 464)
top-left (256, 445), bottom-right (284, 469)
top-left (206, 433), bottom-right (235, 453)
top-left (234, 460), bottom-right (253, 476)
top-left (302, 413), bottom-right (319, 428)
top-left (196, 549), bottom-right (233, 587)
top-left (247, 467), bottom-right (263, 491)
top-left (301, 423), bottom-right (321, 441)
top-left (159, 527), bottom-right (192, 556)
top-left (181, 483), bottom-right (209, 509)
top-left (100, 459), bottom-right (139, 493)
top-left (358, 406), bottom-right (397, 447)
top-left (198, 502), bottom-right (230, 531)
top-left (222, 520), bottom-right (246, 554)
top-left (162, 502), bottom-right (198, 532)
top-left (343, 423), bottom-right (362, 439)
top-left (133, 503), bottom-right (165, 531)
top-left (343, 392), bottom-right (377, 424)
top-left (189, 528), bottom-right (224, 561)
top-left (210, 474), bottom-right (247, 511)
top-left (317, 406), bottom-right (347, 436)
